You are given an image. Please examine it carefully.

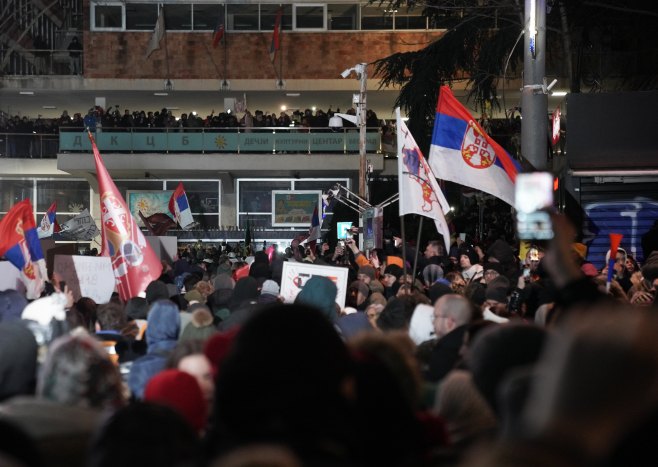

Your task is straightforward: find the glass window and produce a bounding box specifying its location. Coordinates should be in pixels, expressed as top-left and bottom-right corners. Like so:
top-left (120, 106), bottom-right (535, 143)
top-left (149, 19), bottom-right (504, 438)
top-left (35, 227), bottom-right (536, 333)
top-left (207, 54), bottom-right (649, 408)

top-left (238, 180), bottom-right (292, 214)
top-left (239, 214), bottom-right (271, 230)
top-left (114, 180), bottom-right (165, 202)
top-left (293, 179), bottom-right (349, 191)
top-left (126, 3), bottom-right (158, 30)
top-left (193, 4), bottom-right (223, 31)
top-left (395, 12), bottom-right (427, 30)
top-left (260, 4), bottom-right (291, 31)
top-left (0, 179), bottom-right (33, 213)
top-left (165, 181), bottom-right (220, 215)
top-left (228, 4), bottom-right (259, 31)
top-left (294, 4), bottom-right (326, 30)
top-left (361, 5), bottom-right (393, 30)
top-left (193, 214), bottom-right (219, 229)
top-left (92, 3), bottom-right (124, 30)
top-left (163, 4), bottom-right (192, 31)
top-left (36, 180), bottom-right (90, 213)
top-left (328, 4), bottom-right (357, 30)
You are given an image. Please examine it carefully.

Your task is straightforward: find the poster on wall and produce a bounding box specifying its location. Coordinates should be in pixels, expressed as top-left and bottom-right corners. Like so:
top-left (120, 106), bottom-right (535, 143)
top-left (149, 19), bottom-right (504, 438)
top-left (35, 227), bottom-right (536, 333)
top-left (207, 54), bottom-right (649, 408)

top-left (271, 190), bottom-right (321, 227)
top-left (280, 261), bottom-right (349, 309)
top-left (127, 190), bottom-right (174, 225)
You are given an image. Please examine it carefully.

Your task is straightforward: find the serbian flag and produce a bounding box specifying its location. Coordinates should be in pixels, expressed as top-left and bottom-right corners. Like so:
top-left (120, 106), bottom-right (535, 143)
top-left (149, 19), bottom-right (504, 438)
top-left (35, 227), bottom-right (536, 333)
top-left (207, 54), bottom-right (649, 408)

top-left (0, 199), bottom-right (47, 299)
top-left (89, 132), bottom-right (162, 301)
top-left (396, 108), bottom-right (451, 252)
top-left (429, 86), bottom-right (520, 206)
top-left (212, 7), bottom-right (225, 48)
top-left (305, 205), bottom-right (321, 251)
top-left (168, 182), bottom-right (194, 229)
top-left (37, 201), bottom-right (61, 239)
top-left (269, 7), bottom-right (282, 63)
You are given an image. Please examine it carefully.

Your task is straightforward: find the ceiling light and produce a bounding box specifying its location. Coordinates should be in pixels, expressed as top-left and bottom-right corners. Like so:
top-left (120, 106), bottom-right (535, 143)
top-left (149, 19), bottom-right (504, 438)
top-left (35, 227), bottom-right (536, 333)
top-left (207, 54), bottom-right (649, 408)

top-left (20, 91), bottom-right (34, 95)
top-left (552, 91), bottom-right (567, 97)
top-left (286, 93), bottom-right (300, 97)
top-left (154, 92), bottom-right (168, 96)
top-left (42, 105), bottom-right (56, 109)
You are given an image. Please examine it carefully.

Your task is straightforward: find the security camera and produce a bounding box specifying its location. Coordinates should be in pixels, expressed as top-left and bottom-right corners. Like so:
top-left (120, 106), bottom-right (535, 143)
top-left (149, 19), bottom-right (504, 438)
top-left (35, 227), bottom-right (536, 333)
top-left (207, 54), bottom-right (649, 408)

top-left (340, 68), bottom-right (352, 79)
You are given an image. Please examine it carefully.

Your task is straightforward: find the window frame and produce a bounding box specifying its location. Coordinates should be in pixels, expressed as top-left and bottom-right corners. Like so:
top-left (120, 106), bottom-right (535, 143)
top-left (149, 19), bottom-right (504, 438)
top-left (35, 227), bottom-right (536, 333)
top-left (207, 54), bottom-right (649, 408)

top-left (292, 3), bottom-right (327, 31)
top-left (90, 2), bottom-right (126, 32)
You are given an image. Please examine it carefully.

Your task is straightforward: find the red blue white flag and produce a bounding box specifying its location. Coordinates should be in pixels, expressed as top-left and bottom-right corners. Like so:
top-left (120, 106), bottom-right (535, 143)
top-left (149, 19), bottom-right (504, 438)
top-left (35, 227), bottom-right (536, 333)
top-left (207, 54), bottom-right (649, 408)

top-left (0, 199), bottom-right (47, 299)
top-left (90, 132), bottom-right (163, 301)
top-left (269, 7), bottom-right (282, 63)
top-left (168, 182), bottom-right (195, 230)
top-left (212, 7), bottom-right (225, 48)
top-left (396, 108), bottom-right (451, 252)
top-left (429, 86), bottom-right (520, 206)
top-left (37, 201), bottom-right (61, 239)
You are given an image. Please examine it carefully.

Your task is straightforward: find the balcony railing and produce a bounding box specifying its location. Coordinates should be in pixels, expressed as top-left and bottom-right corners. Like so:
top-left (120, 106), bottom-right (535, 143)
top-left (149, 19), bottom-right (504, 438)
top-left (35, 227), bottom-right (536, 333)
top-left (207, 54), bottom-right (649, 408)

top-left (58, 127), bottom-right (383, 154)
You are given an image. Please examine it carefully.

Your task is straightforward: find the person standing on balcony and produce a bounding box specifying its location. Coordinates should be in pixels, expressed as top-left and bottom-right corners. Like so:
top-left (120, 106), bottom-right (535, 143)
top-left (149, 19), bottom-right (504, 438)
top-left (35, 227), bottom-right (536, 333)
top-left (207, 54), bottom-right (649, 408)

top-left (67, 37), bottom-right (82, 75)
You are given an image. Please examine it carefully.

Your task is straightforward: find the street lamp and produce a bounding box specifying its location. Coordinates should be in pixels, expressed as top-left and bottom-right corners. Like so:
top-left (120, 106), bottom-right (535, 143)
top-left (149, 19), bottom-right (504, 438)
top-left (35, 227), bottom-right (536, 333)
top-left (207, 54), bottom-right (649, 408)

top-left (340, 63), bottom-right (368, 204)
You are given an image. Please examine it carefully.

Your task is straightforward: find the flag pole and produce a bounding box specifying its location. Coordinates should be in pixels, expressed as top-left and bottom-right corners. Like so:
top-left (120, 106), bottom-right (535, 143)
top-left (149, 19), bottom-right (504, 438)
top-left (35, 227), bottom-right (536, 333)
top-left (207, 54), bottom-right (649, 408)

top-left (278, 23), bottom-right (283, 86)
top-left (223, 22), bottom-right (228, 85)
top-left (410, 216), bottom-right (424, 290)
top-left (400, 215), bottom-right (407, 278)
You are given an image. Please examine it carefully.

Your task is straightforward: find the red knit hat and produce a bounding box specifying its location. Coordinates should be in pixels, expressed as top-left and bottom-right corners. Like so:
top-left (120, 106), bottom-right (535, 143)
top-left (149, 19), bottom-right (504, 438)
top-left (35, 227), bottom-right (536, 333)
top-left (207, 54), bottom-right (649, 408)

top-left (144, 369), bottom-right (207, 433)
top-left (203, 327), bottom-right (240, 378)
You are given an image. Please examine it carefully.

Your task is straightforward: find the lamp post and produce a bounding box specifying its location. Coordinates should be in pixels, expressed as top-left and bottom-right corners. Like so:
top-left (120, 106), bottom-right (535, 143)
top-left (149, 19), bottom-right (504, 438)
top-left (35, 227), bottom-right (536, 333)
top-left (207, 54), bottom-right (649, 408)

top-left (340, 63), bottom-right (369, 204)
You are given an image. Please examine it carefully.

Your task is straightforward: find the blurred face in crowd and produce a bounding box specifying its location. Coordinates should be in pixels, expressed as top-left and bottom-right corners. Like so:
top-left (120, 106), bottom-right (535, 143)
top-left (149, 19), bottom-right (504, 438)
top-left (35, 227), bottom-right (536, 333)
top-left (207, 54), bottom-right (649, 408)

top-left (483, 269), bottom-right (500, 284)
top-left (424, 243), bottom-right (439, 259)
top-left (381, 273), bottom-right (397, 288)
top-left (460, 254), bottom-right (472, 269)
top-left (178, 354), bottom-right (214, 407)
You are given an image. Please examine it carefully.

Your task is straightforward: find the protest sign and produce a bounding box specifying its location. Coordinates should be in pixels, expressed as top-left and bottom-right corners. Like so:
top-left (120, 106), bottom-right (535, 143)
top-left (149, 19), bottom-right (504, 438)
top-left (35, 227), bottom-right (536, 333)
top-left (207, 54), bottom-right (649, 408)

top-left (280, 261), bottom-right (349, 309)
top-left (53, 255), bottom-right (115, 304)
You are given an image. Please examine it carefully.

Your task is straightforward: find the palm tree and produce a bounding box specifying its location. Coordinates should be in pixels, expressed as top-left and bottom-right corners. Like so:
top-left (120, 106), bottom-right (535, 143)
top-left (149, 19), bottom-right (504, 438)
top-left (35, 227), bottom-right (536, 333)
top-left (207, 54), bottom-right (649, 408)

top-left (372, 0), bottom-right (658, 149)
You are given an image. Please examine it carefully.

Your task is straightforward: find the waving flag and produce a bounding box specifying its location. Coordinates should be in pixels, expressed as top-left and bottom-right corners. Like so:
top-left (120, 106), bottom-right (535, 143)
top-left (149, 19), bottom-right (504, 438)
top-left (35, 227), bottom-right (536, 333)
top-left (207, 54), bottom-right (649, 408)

top-left (269, 7), bottom-right (282, 63)
top-left (212, 6), bottom-right (226, 48)
top-left (305, 205), bottom-right (321, 251)
top-left (145, 8), bottom-right (165, 59)
top-left (0, 199), bottom-right (47, 299)
top-left (90, 132), bottom-right (162, 301)
top-left (396, 108), bottom-right (451, 252)
top-left (168, 182), bottom-right (194, 229)
top-left (58, 209), bottom-right (100, 240)
top-left (37, 201), bottom-right (61, 239)
top-left (429, 86), bottom-right (520, 206)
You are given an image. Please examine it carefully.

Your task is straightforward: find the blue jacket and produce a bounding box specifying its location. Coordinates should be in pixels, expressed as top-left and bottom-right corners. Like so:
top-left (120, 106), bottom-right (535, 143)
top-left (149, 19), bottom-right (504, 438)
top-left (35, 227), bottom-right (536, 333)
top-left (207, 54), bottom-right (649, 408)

top-left (127, 300), bottom-right (180, 399)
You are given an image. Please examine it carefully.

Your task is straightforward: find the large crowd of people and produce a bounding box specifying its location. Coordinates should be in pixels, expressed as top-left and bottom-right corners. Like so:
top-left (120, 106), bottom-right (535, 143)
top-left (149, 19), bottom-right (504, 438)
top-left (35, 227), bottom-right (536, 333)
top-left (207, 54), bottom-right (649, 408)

top-left (2, 213), bottom-right (658, 467)
top-left (0, 106), bottom-right (384, 157)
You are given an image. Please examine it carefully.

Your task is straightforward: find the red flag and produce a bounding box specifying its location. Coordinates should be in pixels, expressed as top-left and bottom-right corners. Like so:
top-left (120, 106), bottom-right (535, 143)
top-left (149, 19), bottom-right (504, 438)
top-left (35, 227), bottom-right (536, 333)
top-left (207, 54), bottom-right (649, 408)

top-left (606, 233), bottom-right (624, 288)
top-left (89, 132), bottom-right (163, 301)
top-left (269, 7), bottom-right (282, 63)
top-left (212, 7), bottom-right (225, 48)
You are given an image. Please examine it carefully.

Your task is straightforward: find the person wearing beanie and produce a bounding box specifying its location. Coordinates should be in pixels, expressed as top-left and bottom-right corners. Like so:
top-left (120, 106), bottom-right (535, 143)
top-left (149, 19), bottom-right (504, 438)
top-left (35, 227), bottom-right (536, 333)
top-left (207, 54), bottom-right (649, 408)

top-left (357, 265), bottom-right (376, 285)
top-left (145, 280), bottom-right (169, 305)
top-left (144, 369), bottom-right (208, 434)
top-left (258, 279), bottom-right (281, 304)
top-left (482, 287), bottom-right (510, 323)
top-left (459, 247), bottom-right (483, 283)
top-left (346, 280), bottom-right (369, 311)
top-left (294, 276), bottom-right (338, 322)
top-left (180, 304), bottom-right (217, 343)
top-left (482, 262), bottom-right (504, 284)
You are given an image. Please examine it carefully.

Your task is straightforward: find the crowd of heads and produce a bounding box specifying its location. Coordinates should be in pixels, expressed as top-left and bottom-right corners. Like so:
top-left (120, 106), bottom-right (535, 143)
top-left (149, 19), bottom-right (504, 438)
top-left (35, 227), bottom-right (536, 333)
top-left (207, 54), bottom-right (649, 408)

top-left (2, 213), bottom-right (658, 467)
top-left (0, 105), bottom-right (382, 133)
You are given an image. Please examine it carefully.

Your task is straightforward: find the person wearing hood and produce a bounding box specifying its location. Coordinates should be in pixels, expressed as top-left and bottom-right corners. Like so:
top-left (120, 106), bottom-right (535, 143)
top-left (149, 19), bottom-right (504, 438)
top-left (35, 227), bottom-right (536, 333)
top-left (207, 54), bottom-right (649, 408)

top-left (128, 300), bottom-right (181, 399)
top-left (0, 290), bottom-right (28, 323)
top-left (294, 276), bottom-right (339, 322)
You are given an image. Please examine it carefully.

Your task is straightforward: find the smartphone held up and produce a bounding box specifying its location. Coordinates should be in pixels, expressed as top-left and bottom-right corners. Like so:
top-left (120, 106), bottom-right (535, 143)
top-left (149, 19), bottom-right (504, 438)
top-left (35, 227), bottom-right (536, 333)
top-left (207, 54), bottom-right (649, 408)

top-left (515, 172), bottom-right (555, 241)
